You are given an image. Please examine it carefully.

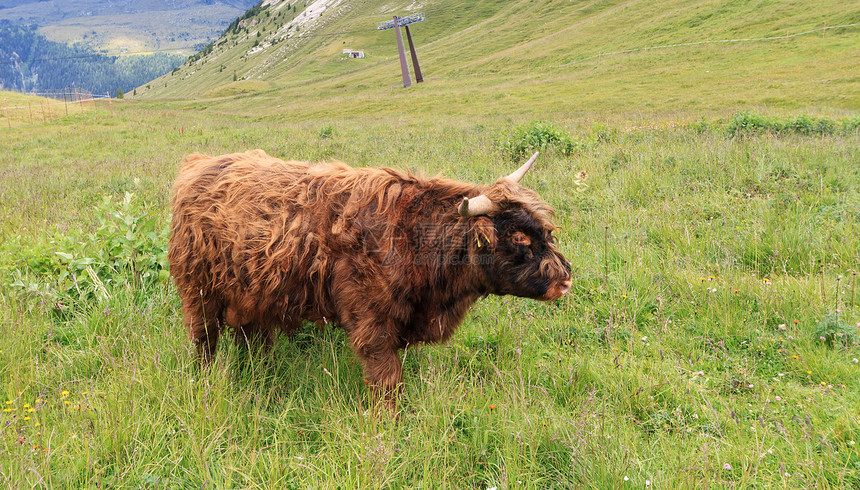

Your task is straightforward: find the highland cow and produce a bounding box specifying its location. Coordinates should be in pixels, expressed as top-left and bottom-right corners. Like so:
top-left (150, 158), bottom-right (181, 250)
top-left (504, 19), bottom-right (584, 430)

top-left (168, 150), bottom-right (571, 409)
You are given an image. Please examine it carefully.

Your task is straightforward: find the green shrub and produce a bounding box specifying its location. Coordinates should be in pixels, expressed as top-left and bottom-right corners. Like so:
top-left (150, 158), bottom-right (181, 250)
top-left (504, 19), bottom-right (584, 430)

top-left (727, 112), bottom-right (853, 138)
top-left (318, 124), bottom-right (334, 139)
top-left (7, 193), bottom-right (169, 314)
top-left (726, 112), bottom-right (779, 137)
top-left (782, 114), bottom-right (836, 136)
top-left (841, 115), bottom-right (860, 133)
top-left (814, 311), bottom-right (857, 348)
top-left (496, 120), bottom-right (582, 161)
top-left (691, 118), bottom-right (713, 134)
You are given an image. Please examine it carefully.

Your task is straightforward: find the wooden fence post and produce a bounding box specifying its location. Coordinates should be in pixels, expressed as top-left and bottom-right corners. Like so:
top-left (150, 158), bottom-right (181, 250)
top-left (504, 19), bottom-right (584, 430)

top-left (28, 102), bottom-right (33, 124)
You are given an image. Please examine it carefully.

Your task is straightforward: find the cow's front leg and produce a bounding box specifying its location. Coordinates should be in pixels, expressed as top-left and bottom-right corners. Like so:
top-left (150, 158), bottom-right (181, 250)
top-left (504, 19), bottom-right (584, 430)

top-left (180, 292), bottom-right (223, 365)
top-left (349, 325), bottom-right (403, 413)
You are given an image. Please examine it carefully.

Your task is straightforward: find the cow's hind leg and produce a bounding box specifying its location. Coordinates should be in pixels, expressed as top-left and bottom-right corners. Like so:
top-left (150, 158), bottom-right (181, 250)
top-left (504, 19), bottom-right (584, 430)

top-left (181, 292), bottom-right (224, 364)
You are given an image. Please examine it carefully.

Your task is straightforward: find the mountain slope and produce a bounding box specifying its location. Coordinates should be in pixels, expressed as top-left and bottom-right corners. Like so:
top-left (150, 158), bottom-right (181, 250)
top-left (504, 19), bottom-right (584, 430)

top-left (0, 21), bottom-right (186, 94)
top-left (137, 0), bottom-right (859, 119)
top-left (0, 0), bottom-right (259, 53)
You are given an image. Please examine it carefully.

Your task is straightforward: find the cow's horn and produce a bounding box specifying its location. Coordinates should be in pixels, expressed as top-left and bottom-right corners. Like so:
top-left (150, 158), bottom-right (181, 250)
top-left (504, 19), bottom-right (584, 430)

top-left (459, 152), bottom-right (538, 217)
top-left (458, 195), bottom-right (494, 217)
top-left (505, 151), bottom-right (539, 183)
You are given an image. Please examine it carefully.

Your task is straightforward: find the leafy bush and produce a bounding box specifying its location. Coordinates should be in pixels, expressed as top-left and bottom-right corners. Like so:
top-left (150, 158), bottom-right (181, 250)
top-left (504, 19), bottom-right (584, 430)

top-left (726, 112), bottom-right (781, 137)
top-left (7, 193), bottom-right (169, 314)
top-left (841, 115), bottom-right (860, 133)
top-left (783, 114), bottom-right (836, 136)
top-left (727, 112), bottom-right (855, 138)
top-left (691, 118), bottom-right (713, 134)
top-left (318, 124), bottom-right (334, 139)
top-left (496, 120), bottom-right (582, 161)
top-left (814, 311), bottom-right (857, 348)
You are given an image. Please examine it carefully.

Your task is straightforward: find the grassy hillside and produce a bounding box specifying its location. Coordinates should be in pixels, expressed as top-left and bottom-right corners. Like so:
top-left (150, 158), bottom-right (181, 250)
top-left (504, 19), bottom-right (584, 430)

top-left (137, 0), bottom-right (859, 119)
top-left (0, 0), bottom-right (858, 488)
top-left (0, 0), bottom-right (259, 54)
top-left (0, 90), bottom-right (98, 126)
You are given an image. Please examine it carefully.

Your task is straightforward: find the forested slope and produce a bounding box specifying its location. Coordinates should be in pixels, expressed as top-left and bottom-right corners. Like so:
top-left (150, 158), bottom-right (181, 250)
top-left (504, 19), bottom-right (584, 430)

top-left (0, 21), bottom-right (185, 95)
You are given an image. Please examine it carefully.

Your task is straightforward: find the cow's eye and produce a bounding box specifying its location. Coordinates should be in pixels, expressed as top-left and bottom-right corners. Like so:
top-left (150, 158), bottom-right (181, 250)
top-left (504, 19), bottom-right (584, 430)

top-left (510, 231), bottom-right (531, 246)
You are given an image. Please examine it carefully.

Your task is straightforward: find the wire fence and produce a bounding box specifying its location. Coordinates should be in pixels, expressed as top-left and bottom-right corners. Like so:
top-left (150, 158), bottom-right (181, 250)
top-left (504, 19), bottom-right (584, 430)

top-left (1, 88), bottom-right (119, 128)
top-left (25, 88), bottom-right (96, 100)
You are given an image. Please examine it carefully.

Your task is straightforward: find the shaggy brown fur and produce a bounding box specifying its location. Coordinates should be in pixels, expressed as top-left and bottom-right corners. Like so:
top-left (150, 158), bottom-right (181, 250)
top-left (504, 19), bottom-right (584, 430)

top-left (169, 150), bottom-right (571, 410)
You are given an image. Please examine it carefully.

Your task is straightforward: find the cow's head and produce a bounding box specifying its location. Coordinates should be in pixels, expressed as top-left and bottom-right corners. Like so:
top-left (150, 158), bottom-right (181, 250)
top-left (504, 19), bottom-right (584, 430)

top-left (460, 153), bottom-right (572, 301)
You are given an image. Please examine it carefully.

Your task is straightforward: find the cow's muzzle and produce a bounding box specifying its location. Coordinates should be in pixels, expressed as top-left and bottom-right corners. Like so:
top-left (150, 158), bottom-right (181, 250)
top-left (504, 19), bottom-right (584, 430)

top-left (541, 278), bottom-right (572, 301)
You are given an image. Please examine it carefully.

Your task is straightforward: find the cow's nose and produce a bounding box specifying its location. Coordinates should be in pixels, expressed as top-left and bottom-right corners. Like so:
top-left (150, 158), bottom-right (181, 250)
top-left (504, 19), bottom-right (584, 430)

top-left (559, 279), bottom-right (572, 295)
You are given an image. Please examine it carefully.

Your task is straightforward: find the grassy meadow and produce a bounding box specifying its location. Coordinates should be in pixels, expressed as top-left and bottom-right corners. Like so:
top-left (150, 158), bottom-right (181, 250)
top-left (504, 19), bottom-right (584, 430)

top-left (0, 92), bottom-right (99, 128)
top-left (0, 100), bottom-right (858, 488)
top-left (1, 0), bottom-right (859, 487)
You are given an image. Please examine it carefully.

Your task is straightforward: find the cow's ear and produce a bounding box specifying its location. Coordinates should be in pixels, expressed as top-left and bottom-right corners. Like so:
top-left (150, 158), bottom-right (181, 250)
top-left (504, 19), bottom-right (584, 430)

top-left (469, 217), bottom-right (497, 251)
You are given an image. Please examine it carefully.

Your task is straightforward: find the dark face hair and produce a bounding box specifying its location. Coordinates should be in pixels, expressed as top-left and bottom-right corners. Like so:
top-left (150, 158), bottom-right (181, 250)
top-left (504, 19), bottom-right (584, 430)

top-left (482, 207), bottom-right (571, 300)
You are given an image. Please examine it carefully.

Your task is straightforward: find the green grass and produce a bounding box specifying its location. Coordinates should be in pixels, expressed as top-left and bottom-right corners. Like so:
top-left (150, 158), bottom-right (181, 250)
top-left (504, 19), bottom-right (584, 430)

top-left (137, 0), bottom-right (859, 118)
top-left (0, 0), bottom-right (858, 486)
top-left (0, 101), bottom-right (857, 488)
top-left (0, 91), bottom-right (97, 127)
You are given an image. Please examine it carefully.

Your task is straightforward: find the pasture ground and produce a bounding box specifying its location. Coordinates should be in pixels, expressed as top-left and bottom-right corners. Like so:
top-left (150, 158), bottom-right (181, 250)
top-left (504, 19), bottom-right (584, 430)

top-left (0, 100), bottom-right (857, 488)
